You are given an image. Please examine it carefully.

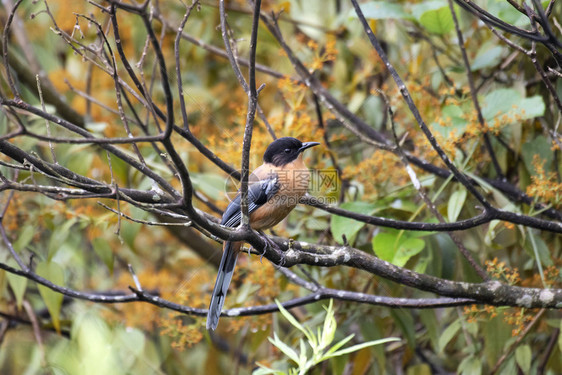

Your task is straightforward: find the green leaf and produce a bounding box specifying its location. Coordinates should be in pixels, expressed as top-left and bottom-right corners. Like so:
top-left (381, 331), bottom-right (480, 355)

top-left (411, 1), bottom-right (447, 19)
top-left (482, 89), bottom-right (545, 121)
top-left (524, 232), bottom-right (553, 267)
top-left (372, 231), bottom-right (425, 267)
top-left (252, 366), bottom-right (285, 375)
top-left (438, 319), bottom-right (461, 353)
top-left (348, 91), bottom-right (367, 113)
top-left (362, 95), bottom-right (385, 129)
top-left (71, 312), bottom-right (120, 373)
top-left (515, 344), bottom-right (531, 373)
top-left (521, 135), bottom-right (554, 177)
top-left (391, 309), bottom-right (416, 348)
top-left (268, 333), bottom-right (300, 364)
top-left (121, 221), bottom-right (141, 252)
top-left (84, 122), bottom-right (108, 133)
top-left (419, 6), bottom-right (453, 34)
top-left (275, 300), bottom-right (312, 342)
top-left (331, 202), bottom-right (379, 245)
top-left (66, 145), bottom-right (94, 177)
top-left (483, 317), bottom-right (512, 365)
top-left (322, 334), bottom-right (355, 359)
top-left (110, 156), bottom-right (132, 184)
top-left (489, 1), bottom-right (529, 26)
top-left (419, 310), bottom-right (439, 351)
top-left (298, 339), bottom-right (307, 368)
top-left (471, 46), bottom-right (504, 71)
top-left (191, 172), bottom-right (225, 201)
top-left (13, 224), bottom-right (35, 252)
top-left (516, 95), bottom-right (546, 119)
top-left (447, 188), bottom-right (467, 222)
top-left (441, 105), bottom-right (467, 127)
top-left (48, 217), bottom-right (76, 260)
top-left (92, 238), bottom-right (114, 273)
top-left (459, 356), bottom-right (482, 375)
top-left (115, 328), bottom-right (145, 371)
top-left (319, 300), bottom-right (336, 350)
top-left (354, 2), bottom-right (412, 20)
top-left (372, 232), bottom-right (397, 260)
top-left (330, 337), bottom-right (400, 357)
top-left (433, 105), bottom-right (468, 138)
top-left (484, 219), bottom-right (503, 246)
top-left (36, 261), bottom-right (64, 333)
top-left (482, 89), bottom-right (521, 119)
top-left (6, 259), bottom-right (27, 309)
top-left (394, 238), bottom-right (425, 267)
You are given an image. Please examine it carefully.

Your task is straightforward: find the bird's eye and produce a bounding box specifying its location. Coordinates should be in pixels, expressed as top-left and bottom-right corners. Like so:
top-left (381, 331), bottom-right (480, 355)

top-left (284, 148), bottom-right (291, 153)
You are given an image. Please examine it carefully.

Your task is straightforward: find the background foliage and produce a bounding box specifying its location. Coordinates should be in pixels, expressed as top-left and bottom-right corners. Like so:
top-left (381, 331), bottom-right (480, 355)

top-left (0, 0), bottom-right (561, 374)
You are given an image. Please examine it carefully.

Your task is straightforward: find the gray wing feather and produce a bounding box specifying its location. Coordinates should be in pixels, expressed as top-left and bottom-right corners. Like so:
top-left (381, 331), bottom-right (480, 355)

top-left (221, 175), bottom-right (279, 228)
top-left (206, 174), bottom-right (279, 330)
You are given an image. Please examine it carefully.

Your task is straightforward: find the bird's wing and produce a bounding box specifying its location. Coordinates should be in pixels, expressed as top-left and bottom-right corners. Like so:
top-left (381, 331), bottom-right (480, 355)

top-left (221, 174), bottom-right (279, 228)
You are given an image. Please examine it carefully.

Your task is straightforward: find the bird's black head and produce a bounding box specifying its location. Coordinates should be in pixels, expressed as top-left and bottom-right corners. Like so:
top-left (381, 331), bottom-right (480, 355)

top-left (263, 137), bottom-right (320, 167)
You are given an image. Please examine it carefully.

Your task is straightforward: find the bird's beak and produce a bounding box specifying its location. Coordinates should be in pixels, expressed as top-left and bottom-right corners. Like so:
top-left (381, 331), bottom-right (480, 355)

top-left (299, 142), bottom-right (320, 153)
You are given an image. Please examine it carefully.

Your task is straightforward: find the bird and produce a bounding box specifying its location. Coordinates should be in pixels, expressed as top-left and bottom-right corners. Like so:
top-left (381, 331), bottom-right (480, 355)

top-left (206, 137), bottom-right (320, 330)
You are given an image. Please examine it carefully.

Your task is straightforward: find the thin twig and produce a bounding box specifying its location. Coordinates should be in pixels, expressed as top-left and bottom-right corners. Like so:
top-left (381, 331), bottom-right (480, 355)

top-left (537, 328), bottom-right (560, 375)
top-left (351, 0), bottom-right (491, 210)
top-left (128, 264), bottom-right (143, 291)
top-left (382, 91), bottom-right (488, 280)
top-left (35, 75), bottom-right (57, 163)
top-left (240, 0), bottom-right (262, 224)
top-left (447, 0), bottom-right (505, 180)
top-left (0, 257), bottom-right (477, 317)
top-left (98, 202), bottom-right (193, 227)
top-left (490, 308), bottom-right (545, 374)
top-left (0, 186), bottom-right (28, 271)
top-left (2, 0), bottom-right (25, 98)
top-left (22, 300), bottom-right (45, 366)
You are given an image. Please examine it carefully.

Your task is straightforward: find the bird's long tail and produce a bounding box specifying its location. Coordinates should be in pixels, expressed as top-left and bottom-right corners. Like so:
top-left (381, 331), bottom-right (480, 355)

top-left (206, 241), bottom-right (240, 330)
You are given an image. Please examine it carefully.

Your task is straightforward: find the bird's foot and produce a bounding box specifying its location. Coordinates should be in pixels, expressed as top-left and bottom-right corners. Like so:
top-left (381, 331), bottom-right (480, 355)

top-left (256, 231), bottom-right (285, 266)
